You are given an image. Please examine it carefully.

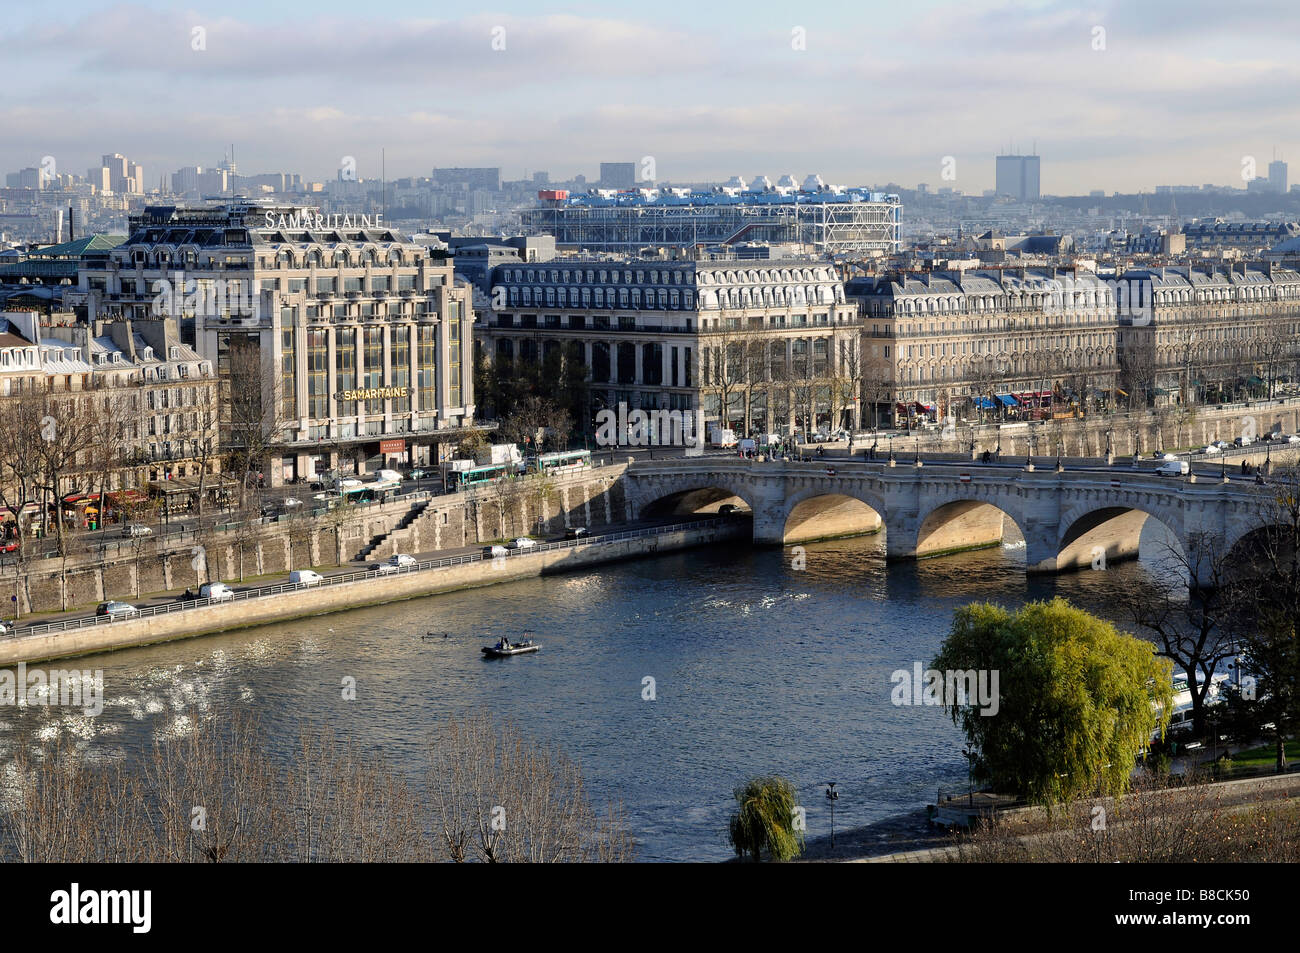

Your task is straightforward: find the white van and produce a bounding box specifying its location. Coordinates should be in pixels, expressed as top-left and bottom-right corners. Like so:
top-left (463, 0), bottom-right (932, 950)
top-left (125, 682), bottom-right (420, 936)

top-left (1157, 460), bottom-right (1189, 477)
top-left (289, 569), bottom-right (323, 586)
top-left (374, 468), bottom-right (404, 483)
top-left (199, 582), bottom-right (234, 601)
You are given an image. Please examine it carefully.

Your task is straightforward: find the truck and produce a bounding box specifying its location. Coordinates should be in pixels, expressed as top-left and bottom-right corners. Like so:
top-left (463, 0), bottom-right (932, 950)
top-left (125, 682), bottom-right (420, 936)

top-left (709, 426), bottom-right (738, 448)
top-left (479, 444), bottom-right (524, 468)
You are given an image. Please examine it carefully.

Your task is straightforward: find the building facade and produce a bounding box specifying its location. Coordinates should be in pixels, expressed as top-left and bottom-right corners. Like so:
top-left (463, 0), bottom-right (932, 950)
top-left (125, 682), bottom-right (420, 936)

top-left (76, 204), bottom-right (478, 486)
top-left (521, 185), bottom-right (903, 256)
top-left (479, 257), bottom-right (864, 436)
top-left (846, 264), bottom-right (1300, 426)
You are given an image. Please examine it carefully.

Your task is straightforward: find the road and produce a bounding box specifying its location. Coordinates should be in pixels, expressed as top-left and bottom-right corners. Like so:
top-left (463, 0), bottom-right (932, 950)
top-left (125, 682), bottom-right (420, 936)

top-left (5, 513), bottom-right (729, 634)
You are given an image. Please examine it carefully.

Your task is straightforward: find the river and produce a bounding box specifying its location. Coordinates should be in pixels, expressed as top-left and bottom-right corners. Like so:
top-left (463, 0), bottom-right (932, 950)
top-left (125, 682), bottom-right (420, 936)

top-left (0, 520), bottom-right (1184, 861)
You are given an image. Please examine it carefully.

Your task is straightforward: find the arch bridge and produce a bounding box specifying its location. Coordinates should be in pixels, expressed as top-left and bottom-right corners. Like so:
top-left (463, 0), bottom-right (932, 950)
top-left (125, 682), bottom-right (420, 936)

top-left (625, 458), bottom-right (1277, 583)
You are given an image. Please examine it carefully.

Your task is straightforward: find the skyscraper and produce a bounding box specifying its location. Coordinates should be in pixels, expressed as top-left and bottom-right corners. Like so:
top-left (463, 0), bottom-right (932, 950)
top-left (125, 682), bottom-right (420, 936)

top-left (599, 162), bottom-right (637, 189)
top-left (995, 154), bottom-right (1041, 202)
top-left (1269, 159), bottom-right (1288, 194)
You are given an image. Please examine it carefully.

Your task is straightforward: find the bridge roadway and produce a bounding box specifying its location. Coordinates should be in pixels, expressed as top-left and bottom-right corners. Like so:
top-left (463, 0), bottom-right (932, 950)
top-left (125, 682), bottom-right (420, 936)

top-left (623, 453), bottom-right (1285, 583)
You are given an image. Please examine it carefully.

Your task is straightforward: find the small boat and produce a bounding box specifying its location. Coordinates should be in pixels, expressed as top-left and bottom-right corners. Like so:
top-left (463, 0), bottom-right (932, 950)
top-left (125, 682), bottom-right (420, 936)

top-left (482, 635), bottom-right (542, 658)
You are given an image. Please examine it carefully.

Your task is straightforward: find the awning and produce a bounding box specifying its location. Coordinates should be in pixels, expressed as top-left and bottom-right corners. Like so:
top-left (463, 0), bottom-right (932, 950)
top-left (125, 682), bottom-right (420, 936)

top-left (1247, 375), bottom-right (1265, 386)
top-left (972, 396), bottom-right (996, 410)
top-left (995, 394), bottom-right (1019, 407)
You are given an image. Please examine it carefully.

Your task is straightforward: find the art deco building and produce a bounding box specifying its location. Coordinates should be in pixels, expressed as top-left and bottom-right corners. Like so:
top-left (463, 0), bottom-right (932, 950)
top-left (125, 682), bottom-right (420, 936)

top-left (77, 204), bottom-right (478, 485)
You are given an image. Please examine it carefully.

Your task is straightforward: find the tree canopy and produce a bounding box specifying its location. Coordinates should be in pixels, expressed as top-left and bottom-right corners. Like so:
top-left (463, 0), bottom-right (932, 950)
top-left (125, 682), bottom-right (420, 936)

top-left (932, 598), bottom-right (1173, 804)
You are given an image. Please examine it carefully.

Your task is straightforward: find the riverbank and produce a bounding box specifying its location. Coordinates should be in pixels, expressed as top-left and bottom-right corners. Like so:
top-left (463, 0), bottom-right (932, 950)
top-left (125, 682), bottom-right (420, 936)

top-left (0, 519), bottom-right (747, 666)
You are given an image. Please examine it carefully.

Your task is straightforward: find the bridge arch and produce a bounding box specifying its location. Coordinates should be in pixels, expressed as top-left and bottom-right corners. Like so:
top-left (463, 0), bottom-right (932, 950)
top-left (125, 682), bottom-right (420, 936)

top-left (1222, 522), bottom-right (1298, 581)
top-left (782, 485), bottom-right (886, 545)
top-left (638, 482), bottom-right (756, 521)
top-left (1056, 502), bottom-right (1187, 573)
top-left (913, 494), bottom-right (1026, 560)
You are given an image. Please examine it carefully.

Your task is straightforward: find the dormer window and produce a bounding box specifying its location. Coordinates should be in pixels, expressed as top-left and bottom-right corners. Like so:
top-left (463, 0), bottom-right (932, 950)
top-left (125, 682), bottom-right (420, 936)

top-left (169, 346), bottom-right (180, 360)
top-left (142, 347), bottom-right (154, 361)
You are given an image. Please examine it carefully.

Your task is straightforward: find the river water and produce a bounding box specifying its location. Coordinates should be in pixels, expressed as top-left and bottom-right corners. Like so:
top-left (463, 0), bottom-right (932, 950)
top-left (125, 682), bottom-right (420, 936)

top-left (0, 521), bottom-right (1182, 861)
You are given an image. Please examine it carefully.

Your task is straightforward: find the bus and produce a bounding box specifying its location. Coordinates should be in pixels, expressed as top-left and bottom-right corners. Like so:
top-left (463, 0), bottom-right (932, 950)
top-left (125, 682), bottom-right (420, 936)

top-left (336, 479), bottom-right (402, 505)
top-left (534, 450), bottom-right (592, 475)
top-left (442, 462), bottom-right (514, 492)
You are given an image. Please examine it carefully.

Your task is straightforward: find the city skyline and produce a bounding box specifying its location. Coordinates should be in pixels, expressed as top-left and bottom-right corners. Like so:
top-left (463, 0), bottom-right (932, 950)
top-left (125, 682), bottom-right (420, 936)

top-left (4, 0), bottom-right (1300, 195)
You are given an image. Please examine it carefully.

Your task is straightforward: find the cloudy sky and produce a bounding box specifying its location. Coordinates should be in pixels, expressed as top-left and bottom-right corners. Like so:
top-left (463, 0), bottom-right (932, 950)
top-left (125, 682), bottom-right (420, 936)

top-left (3, 0), bottom-right (1299, 195)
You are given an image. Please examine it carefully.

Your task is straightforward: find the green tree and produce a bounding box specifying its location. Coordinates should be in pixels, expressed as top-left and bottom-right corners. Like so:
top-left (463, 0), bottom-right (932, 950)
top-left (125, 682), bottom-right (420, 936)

top-left (727, 775), bottom-right (803, 862)
top-left (932, 598), bottom-right (1173, 805)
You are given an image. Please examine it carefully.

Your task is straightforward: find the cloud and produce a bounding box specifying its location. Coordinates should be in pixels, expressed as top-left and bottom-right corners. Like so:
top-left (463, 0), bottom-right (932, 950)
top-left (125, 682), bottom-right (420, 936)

top-left (2, 1), bottom-right (1298, 193)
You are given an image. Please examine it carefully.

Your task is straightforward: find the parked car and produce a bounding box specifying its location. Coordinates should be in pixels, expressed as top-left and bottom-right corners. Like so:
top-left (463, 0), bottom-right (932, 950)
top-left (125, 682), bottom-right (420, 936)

top-left (564, 526), bottom-right (588, 539)
top-left (483, 544), bottom-right (508, 559)
top-left (1287, 434), bottom-right (1300, 445)
top-left (373, 553), bottom-right (417, 573)
top-left (1157, 460), bottom-right (1190, 477)
top-left (1234, 435), bottom-right (1254, 447)
top-left (0, 541), bottom-right (17, 554)
top-left (121, 524), bottom-right (153, 538)
top-left (96, 601), bottom-right (138, 619)
top-left (199, 582), bottom-right (235, 602)
top-left (1211, 440), bottom-right (1229, 450)
top-left (289, 569), bottom-right (323, 586)
top-left (510, 537), bottom-right (537, 550)
top-left (282, 497), bottom-right (303, 508)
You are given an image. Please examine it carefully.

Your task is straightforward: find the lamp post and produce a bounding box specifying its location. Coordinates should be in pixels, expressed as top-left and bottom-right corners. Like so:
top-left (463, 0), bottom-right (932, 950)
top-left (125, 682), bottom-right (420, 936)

top-left (961, 746), bottom-right (975, 808)
top-left (825, 782), bottom-right (839, 849)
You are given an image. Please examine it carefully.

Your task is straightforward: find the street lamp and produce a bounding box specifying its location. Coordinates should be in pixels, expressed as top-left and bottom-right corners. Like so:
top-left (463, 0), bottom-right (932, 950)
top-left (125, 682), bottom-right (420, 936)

top-left (825, 782), bottom-right (839, 849)
top-left (961, 745), bottom-right (975, 808)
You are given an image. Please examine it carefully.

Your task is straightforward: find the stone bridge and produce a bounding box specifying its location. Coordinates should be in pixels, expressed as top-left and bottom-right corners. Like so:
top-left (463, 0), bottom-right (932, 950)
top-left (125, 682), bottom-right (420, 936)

top-left (624, 458), bottom-right (1281, 583)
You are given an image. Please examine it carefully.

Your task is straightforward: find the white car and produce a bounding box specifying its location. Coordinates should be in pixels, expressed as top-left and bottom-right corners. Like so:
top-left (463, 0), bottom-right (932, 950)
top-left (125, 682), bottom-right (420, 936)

top-left (1287, 434), bottom-right (1300, 445)
top-left (1160, 452), bottom-right (1178, 461)
top-left (282, 497), bottom-right (303, 508)
top-left (1202, 444), bottom-right (1221, 455)
top-left (373, 553), bottom-right (417, 573)
top-left (200, 582), bottom-right (235, 601)
top-left (1157, 461), bottom-right (1190, 477)
top-left (289, 569), bottom-right (323, 586)
top-left (510, 537), bottom-right (537, 550)
top-left (374, 469), bottom-right (404, 483)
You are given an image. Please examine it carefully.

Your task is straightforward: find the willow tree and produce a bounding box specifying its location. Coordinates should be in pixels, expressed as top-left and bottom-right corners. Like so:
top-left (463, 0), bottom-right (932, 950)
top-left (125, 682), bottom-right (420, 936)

top-left (932, 598), bottom-right (1173, 805)
top-left (727, 775), bottom-right (803, 862)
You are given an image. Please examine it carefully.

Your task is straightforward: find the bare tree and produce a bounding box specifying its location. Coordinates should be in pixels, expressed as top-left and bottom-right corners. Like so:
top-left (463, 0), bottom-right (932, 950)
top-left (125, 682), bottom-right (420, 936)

top-left (0, 390), bottom-right (50, 616)
top-left (425, 711), bottom-right (633, 863)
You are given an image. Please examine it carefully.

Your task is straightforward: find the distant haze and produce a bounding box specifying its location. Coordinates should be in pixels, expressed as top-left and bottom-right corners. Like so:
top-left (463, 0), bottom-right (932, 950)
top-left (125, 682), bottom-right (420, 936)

top-left (3, 0), bottom-right (1298, 195)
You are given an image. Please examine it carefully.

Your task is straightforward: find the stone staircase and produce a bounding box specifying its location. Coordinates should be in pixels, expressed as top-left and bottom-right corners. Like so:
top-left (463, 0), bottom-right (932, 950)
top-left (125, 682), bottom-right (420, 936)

top-left (356, 497), bottom-right (430, 561)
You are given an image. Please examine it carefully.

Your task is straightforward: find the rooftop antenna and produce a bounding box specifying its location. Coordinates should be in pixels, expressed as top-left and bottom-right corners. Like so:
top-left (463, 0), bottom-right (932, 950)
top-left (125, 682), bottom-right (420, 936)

top-left (382, 148), bottom-right (386, 221)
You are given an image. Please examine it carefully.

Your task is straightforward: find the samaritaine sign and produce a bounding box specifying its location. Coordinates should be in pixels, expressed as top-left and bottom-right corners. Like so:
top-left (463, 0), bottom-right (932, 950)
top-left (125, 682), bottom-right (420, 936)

top-left (263, 212), bottom-right (384, 229)
top-left (336, 386), bottom-right (409, 402)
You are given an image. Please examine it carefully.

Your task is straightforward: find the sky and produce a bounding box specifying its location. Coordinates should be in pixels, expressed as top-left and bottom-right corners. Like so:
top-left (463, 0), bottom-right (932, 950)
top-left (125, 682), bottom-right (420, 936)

top-left (3, 0), bottom-right (1300, 195)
